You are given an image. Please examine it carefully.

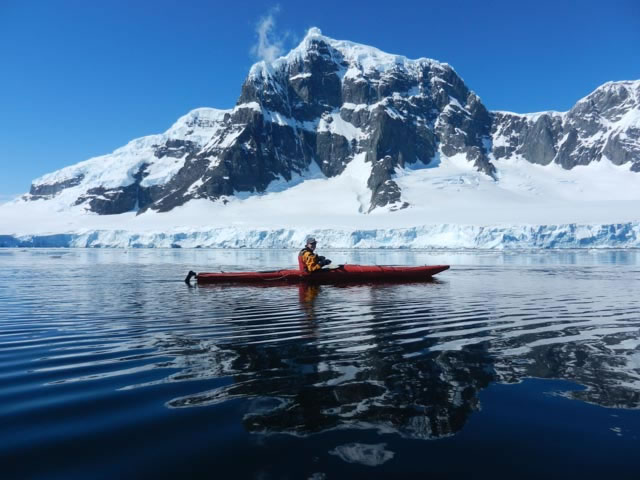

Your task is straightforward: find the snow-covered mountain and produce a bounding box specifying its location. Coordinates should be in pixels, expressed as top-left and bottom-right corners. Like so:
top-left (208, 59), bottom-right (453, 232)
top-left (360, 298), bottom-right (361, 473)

top-left (2, 28), bottom-right (639, 248)
top-left (26, 107), bottom-right (230, 214)
top-left (492, 80), bottom-right (640, 170)
top-left (20, 28), bottom-right (640, 215)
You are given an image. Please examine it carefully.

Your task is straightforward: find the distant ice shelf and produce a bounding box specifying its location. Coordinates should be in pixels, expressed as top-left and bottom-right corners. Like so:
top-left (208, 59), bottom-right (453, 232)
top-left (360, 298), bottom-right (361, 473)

top-left (1, 223), bottom-right (638, 249)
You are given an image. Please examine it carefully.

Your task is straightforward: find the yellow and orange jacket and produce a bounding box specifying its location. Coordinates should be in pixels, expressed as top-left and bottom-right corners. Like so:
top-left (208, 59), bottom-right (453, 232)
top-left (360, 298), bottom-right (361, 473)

top-left (298, 248), bottom-right (323, 272)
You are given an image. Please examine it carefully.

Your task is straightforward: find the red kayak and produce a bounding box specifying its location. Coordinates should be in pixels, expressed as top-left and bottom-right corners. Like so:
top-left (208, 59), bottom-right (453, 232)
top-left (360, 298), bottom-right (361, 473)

top-left (186, 264), bottom-right (449, 285)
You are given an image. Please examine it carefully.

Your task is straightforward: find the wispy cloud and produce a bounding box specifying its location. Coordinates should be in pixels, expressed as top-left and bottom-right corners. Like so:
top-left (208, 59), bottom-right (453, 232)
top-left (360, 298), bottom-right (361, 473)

top-left (251, 6), bottom-right (289, 63)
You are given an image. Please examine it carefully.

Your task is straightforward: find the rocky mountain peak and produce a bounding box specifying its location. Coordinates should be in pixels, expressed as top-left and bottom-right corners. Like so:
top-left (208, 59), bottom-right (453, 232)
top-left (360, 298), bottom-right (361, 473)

top-left (18, 32), bottom-right (639, 216)
top-left (491, 80), bottom-right (640, 170)
top-left (571, 80), bottom-right (640, 123)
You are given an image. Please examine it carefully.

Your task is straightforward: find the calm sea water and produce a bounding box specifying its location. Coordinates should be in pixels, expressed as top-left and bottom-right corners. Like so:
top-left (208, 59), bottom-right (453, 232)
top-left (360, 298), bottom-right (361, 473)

top-left (1, 249), bottom-right (639, 479)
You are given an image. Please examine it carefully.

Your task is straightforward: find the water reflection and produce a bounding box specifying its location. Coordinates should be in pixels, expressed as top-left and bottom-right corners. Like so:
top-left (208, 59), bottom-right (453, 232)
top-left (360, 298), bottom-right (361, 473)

top-left (2, 249), bottom-right (640, 446)
top-left (299, 284), bottom-right (321, 323)
top-left (153, 277), bottom-right (639, 440)
top-left (164, 283), bottom-right (493, 440)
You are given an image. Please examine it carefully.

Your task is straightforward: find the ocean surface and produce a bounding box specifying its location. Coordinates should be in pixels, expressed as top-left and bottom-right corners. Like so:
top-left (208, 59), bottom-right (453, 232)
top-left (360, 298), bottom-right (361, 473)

top-left (1, 248), bottom-right (639, 479)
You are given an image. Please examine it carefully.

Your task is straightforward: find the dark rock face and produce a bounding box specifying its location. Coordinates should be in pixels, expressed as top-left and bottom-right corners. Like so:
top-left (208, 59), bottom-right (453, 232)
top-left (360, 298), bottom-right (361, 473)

top-left (153, 139), bottom-right (199, 159)
top-left (522, 115), bottom-right (559, 165)
top-left (491, 112), bottom-right (564, 166)
top-left (25, 31), bottom-right (639, 216)
top-left (29, 175), bottom-right (84, 200)
top-left (315, 130), bottom-right (353, 177)
top-left (603, 127), bottom-right (640, 168)
top-left (74, 164), bottom-right (152, 214)
top-left (368, 156), bottom-right (403, 212)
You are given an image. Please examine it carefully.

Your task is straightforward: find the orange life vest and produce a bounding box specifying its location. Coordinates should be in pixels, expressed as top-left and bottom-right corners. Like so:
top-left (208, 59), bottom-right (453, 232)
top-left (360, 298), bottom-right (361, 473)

top-left (298, 248), bottom-right (323, 272)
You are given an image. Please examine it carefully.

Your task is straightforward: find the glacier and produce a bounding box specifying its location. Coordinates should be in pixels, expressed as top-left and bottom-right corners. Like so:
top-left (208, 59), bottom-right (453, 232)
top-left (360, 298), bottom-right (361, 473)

top-left (1, 223), bottom-right (639, 249)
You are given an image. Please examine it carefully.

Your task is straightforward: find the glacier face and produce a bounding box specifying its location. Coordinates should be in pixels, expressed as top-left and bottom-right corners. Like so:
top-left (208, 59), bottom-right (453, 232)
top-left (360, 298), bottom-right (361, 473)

top-left (1, 223), bottom-right (639, 249)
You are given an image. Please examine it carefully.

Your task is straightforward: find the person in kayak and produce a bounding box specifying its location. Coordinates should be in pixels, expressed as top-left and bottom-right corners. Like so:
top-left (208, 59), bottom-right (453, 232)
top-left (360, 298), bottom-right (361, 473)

top-left (298, 237), bottom-right (331, 272)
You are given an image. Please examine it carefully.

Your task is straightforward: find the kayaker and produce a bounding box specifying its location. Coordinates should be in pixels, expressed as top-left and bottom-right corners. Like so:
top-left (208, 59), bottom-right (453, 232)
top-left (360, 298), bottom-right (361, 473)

top-left (298, 237), bottom-right (331, 272)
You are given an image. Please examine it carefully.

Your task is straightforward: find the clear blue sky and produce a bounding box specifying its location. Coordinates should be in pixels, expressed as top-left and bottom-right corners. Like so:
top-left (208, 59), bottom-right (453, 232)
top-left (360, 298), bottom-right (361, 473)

top-left (1, 0), bottom-right (638, 198)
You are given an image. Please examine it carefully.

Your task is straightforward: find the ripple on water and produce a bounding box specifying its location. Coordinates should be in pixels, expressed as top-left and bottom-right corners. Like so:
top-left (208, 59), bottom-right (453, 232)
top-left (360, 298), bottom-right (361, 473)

top-left (1, 250), bottom-right (640, 460)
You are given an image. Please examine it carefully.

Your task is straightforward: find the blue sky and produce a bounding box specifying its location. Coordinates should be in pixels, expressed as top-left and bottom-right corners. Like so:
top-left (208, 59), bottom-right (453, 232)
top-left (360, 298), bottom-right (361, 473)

top-left (1, 0), bottom-right (638, 198)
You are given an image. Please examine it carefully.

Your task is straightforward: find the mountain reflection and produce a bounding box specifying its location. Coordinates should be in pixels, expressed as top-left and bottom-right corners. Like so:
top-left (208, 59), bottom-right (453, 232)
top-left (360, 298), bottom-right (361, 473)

top-left (166, 284), bottom-right (495, 439)
top-left (152, 280), bottom-right (640, 439)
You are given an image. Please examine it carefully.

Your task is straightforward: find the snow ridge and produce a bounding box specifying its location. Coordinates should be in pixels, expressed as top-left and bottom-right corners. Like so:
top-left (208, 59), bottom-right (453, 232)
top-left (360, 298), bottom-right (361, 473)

top-left (249, 27), bottom-right (445, 80)
top-left (32, 108), bottom-right (229, 189)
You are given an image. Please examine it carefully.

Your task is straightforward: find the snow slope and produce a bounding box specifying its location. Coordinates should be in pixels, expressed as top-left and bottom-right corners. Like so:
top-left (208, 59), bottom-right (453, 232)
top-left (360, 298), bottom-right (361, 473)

top-left (2, 148), bottom-right (639, 248)
top-left (32, 108), bottom-right (229, 191)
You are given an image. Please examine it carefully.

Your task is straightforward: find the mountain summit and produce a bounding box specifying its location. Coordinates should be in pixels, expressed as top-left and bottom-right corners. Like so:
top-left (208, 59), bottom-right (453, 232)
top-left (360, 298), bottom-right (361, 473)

top-left (23, 29), bottom-right (640, 216)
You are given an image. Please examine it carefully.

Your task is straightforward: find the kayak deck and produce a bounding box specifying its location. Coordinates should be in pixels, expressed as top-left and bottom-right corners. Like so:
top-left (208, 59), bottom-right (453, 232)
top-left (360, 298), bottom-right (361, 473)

top-left (192, 264), bottom-right (449, 284)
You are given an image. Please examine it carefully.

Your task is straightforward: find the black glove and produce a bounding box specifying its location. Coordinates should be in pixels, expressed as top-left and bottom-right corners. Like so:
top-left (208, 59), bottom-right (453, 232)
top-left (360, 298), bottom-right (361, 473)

top-left (317, 255), bottom-right (326, 262)
top-left (322, 259), bottom-right (332, 266)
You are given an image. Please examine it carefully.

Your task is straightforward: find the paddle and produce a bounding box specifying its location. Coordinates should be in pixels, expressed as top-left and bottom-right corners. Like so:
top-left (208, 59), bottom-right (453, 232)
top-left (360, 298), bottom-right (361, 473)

top-left (326, 264), bottom-right (346, 270)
